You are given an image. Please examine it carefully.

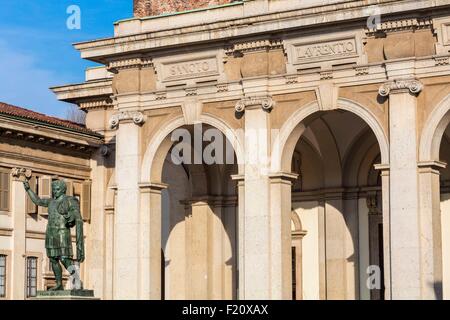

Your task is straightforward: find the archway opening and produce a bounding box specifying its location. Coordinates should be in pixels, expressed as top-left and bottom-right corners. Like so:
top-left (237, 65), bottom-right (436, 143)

top-left (154, 124), bottom-right (239, 300)
top-left (285, 109), bottom-right (384, 300)
top-left (437, 120), bottom-right (450, 299)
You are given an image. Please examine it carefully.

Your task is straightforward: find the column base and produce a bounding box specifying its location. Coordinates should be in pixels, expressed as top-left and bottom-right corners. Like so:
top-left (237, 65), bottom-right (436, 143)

top-left (34, 290), bottom-right (99, 300)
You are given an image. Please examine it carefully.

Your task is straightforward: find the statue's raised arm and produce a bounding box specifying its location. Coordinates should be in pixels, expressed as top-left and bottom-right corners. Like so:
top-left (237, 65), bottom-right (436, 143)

top-left (23, 180), bottom-right (50, 207)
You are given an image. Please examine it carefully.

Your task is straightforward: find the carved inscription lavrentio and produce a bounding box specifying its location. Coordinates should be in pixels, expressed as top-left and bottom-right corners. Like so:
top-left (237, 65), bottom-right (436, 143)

top-left (294, 38), bottom-right (358, 63)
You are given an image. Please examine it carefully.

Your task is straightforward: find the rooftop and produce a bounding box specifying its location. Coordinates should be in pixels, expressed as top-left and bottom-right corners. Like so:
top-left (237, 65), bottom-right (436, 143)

top-left (0, 101), bottom-right (102, 138)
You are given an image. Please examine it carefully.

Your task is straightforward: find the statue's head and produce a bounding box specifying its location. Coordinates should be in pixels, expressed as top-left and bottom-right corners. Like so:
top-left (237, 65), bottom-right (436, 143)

top-left (51, 180), bottom-right (67, 199)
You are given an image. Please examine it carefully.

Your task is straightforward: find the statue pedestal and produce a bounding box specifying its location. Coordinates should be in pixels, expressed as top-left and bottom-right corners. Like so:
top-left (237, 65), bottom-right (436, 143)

top-left (34, 290), bottom-right (100, 300)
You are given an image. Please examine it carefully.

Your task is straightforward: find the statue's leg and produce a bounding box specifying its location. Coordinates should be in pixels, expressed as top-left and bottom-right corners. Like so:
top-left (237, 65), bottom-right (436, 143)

top-left (49, 257), bottom-right (64, 291)
top-left (60, 256), bottom-right (74, 273)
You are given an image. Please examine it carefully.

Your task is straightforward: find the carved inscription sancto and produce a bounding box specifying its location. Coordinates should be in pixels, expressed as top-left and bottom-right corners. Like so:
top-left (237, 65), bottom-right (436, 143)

top-left (162, 57), bottom-right (219, 82)
top-left (293, 38), bottom-right (358, 64)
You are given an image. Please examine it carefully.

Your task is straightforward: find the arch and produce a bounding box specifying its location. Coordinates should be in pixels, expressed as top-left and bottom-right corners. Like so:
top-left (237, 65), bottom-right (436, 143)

top-left (271, 98), bottom-right (389, 173)
top-left (419, 94), bottom-right (450, 161)
top-left (141, 114), bottom-right (244, 183)
top-left (291, 210), bottom-right (303, 231)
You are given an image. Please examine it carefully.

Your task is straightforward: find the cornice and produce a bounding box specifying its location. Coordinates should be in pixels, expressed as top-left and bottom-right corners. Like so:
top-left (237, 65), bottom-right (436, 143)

top-left (51, 79), bottom-right (113, 104)
top-left (73, 0), bottom-right (449, 62)
top-left (226, 39), bottom-right (284, 56)
top-left (0, 116), bottom-right (103, 146)
top-left (365, 17), bottom-right (434, 36)
top-left (78, 97), bottom-right (114, 110)
top-left (108, 57), bottom-right (153, 73)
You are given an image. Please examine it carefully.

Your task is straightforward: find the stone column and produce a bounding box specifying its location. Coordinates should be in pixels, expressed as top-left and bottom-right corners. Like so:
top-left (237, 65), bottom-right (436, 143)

top-left (292, 230), bottom-right (306, 300)
top-left (236, 96), bottom-right (293, 299)
top-left (324, 191), bottom-right (347, 299)
top-left (104, 205), bottom-right (115, 300)
top-left (379, 78), bottom-right (423, 299)
top-left (235, 96), bottom-right (275, 299)
top-left (374, 164), bottom-right (391, 300)
top-left (367, 193), bottom-right (383, 300)
top-left (110, 110), bottom-right (145, 299)
top-left (231, 174), bottom-right (245, 299)
top-left (10, 171), bottom-right (26, 300)
top-left (418, 161), bottom-right (445, 299)
top-left (269, 172), bottom-right (297, 300)
top-left (139, 182), bottom-right (166, 300)
top-left (86, 149), bottom-right (108, 297)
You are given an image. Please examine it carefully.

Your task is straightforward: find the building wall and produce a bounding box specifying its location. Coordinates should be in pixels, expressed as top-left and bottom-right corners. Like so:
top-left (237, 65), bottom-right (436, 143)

top-left (51, 0), bottom-right (450, 300)
top-left (133, 0), bottom-right (234, 17)
top-left (0, 121), bottom-right (97, 299)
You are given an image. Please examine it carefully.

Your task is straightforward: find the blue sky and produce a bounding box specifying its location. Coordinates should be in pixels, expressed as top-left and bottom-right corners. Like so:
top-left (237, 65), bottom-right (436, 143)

top-left (0, 0), bottom-right (132, 118)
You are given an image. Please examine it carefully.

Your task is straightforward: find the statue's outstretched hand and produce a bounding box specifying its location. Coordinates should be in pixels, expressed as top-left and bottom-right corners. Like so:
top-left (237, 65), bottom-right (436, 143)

top-left (23, 181), bottom-right (30, 191)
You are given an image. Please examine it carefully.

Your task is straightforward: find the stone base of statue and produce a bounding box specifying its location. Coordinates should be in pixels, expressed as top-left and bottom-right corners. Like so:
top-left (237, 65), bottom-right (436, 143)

top-left (34, 290), bottom-right (100, 300)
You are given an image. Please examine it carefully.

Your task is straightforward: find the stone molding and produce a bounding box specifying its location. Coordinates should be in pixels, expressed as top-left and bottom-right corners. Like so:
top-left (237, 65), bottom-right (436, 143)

top-left (235, 96), bottom-right (275, 113)
top-left (366, 17), bottom-right (433, 36)
top-left (226, 39), bottom-right (284, 55)
top-left (378, 79), bottom-right (423, 97)
top-left (108, 57), bottom-right (153, 73)
top-left (418, 160), bottom-right (447, 174)
top-left (109, 111), bottom-right (146, 129)
top-left (79, 98), bottom-right (113, 110)
top-left (434, 56), bottom-right (450, 66)
top-left (354, 66), bottom-right (369, 76)
top-left (0, 129), bottom-right (97, 153)
top-left (138, 182), bottom-right (169, 194)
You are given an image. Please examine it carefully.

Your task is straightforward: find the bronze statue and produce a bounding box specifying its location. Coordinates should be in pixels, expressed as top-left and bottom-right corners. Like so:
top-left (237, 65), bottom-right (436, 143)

top-left (23, 179), bottom-right (85, 291)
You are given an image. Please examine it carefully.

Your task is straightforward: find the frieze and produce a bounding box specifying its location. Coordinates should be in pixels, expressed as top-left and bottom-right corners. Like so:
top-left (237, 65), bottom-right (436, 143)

top-left (293, 37), bottom-right (357, 64)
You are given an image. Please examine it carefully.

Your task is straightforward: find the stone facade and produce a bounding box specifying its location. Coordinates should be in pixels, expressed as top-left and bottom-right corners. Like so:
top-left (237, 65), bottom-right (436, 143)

top-left (133, 0), bottom-right (234, 17)
top-left (4, 0), bottom-right (450, 300)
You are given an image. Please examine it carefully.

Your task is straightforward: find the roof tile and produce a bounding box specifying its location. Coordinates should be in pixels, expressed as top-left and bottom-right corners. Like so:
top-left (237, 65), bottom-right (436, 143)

top-left (0, 101), bottom-right (101, 137)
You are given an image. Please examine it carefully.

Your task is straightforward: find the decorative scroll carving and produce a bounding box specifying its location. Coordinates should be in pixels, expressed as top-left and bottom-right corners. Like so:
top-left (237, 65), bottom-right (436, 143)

top-left (378, 79), bottom-right (423, 97)
top-left (109, 111), bottom-right (146, 129)
top-left (235, 96), bottom-right (275, 113)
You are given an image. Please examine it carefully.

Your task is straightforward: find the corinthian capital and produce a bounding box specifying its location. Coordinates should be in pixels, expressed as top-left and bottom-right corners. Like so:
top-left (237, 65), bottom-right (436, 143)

top-left (378, 79), bottom-right (423, 97)
top-left (109, 111), bottom-right (146, 129)
top-left (235, 96), bottom-right (275, 113)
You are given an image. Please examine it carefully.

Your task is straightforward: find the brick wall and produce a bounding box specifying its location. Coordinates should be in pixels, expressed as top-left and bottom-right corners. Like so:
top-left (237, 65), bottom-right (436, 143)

top-left (133, 0), bottom-right (235, 17)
